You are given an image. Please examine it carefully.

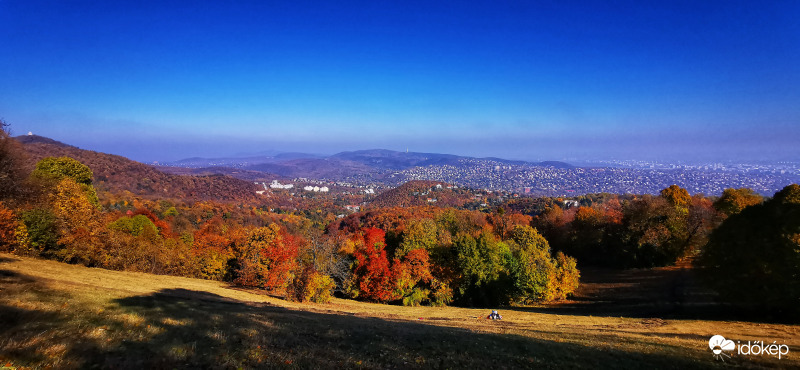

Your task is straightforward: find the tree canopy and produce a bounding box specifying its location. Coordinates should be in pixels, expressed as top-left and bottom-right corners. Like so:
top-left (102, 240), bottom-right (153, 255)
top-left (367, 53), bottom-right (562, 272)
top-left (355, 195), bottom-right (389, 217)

top-left (33, 156), bottom-right (94, 185)
top-left (700, 184), bottom-right (800, 314)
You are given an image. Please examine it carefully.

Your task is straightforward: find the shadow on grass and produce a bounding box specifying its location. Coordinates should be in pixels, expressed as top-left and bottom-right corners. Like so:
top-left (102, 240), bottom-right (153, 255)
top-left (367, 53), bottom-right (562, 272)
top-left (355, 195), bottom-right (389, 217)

top-left (510, 266), bottom-right (797, 324)
top-left (0, 269), bottom-right (718, 369)
top-left (0, 255), bottom-right (20, 264)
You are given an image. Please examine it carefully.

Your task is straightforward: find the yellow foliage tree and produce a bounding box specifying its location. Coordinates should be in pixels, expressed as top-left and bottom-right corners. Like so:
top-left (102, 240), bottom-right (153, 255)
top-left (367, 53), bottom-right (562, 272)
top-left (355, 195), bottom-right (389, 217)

top-left (51, 178), bottom-right (104, 264)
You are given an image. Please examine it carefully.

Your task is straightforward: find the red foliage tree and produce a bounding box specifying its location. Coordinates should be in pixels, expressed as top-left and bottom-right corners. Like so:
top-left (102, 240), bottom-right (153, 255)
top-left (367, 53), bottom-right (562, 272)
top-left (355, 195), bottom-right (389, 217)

top-left (351, 228), bottom-right (397, 302)
top-left (234, 224), bottom-right (299, 291)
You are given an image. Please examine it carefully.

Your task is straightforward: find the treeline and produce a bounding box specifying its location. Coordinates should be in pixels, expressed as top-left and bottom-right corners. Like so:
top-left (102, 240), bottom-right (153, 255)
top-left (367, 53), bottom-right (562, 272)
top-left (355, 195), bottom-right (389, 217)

top-left (331, 207), bottom-right (579, 306)
top-left (529, 186), bottom-right (718, 268)
top-left (511, 184), bottom-right (798, 315)
top-left (502, 188), bottom-right (765, 270)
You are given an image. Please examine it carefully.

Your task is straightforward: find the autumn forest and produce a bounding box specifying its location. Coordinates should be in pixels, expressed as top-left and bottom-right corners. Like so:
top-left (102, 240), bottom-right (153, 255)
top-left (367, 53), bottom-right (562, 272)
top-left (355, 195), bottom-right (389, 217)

top-left (2, 122), bottom-right (798, 319)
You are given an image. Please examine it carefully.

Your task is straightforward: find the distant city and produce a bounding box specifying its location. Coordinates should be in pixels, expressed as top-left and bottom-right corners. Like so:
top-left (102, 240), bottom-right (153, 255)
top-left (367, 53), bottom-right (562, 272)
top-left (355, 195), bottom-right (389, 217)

top-left (396, 159), bottom-right (799, 196)
top-left (160, 150), bottom-right (800, 197)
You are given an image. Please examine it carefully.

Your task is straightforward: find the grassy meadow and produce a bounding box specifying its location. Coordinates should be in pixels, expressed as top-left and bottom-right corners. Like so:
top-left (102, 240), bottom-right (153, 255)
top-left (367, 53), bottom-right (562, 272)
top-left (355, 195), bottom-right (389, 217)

top-left (0, 253), bottom-right (797, 369)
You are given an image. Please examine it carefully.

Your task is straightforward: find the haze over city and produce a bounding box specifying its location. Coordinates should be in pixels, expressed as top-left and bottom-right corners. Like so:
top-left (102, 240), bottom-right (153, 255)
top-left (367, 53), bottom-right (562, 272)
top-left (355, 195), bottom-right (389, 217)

top-left (1, 1), bottom-right (798, 163)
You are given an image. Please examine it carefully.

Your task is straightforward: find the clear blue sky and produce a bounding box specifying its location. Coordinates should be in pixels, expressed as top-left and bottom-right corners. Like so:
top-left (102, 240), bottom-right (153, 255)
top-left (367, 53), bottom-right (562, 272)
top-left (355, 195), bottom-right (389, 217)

top-left (1, 0), bottom-right (798, 163)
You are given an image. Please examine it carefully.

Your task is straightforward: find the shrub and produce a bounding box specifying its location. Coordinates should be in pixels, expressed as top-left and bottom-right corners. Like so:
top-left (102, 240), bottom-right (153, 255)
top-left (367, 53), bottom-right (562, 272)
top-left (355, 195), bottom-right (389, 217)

top-left (402, 287), bottom-right (430, 307)
top-left (290, 265), bottom-right (335, 303)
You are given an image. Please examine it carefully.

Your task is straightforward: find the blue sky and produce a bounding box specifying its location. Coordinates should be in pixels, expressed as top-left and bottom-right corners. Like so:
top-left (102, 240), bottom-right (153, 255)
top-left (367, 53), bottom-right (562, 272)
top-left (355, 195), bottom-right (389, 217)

top-left (1, 1), bottom-right (798, 162)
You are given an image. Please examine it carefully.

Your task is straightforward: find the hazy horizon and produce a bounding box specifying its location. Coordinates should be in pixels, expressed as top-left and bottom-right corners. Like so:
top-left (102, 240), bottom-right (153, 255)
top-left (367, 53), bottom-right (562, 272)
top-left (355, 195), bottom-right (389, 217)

top-left (2, 1), bottom-right (798, 163)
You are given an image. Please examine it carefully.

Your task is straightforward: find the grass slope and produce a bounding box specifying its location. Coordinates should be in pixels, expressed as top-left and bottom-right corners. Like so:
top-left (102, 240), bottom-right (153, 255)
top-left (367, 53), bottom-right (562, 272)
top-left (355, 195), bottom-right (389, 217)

top-left (1, 253), bottom-right (797, 369)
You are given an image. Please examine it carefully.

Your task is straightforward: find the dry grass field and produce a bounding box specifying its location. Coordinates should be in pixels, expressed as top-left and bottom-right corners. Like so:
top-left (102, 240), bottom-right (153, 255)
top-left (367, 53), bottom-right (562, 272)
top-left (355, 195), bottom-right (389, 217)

top-left (0, 253), bottom-right (797, 369)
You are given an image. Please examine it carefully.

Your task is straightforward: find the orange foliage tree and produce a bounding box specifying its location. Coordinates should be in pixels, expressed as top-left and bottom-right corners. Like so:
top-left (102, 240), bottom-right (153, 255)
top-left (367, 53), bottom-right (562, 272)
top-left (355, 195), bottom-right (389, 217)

top-left (234, 224), bottom-right (299, 291)
top-left (0, 202), bottom-right (20, 252)
top-left (392, 248), bottom-right (434, 306)
top-left (192, 217), bottom-right (237, 280)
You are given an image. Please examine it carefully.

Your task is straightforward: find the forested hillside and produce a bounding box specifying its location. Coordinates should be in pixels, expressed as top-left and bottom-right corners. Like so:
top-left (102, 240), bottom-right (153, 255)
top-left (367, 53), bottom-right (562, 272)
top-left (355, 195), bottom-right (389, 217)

top-left (367, 180), bottom-right (475, 209)
top-left (16, 135), bottom-right (260, 202)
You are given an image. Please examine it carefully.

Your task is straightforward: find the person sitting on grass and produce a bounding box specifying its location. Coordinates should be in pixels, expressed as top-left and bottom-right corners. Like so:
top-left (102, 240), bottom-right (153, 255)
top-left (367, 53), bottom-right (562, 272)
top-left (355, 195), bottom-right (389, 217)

top-left (487, 310), bottom-right (502, 320)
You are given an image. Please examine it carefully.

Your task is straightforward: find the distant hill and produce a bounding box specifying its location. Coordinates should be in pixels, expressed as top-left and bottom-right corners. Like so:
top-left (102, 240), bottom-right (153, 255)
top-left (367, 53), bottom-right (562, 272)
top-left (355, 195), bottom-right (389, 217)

top-left (16, 135), bottom-right (262, 203)
top-left (367, 180), bottom-right (473, 209)
top-left (165, 148), bottom-right (573, 182)
top-left (273, 152), bottom-right (325, 160)
top-left (166, 156), bottom-right (275, 168)
top-left (15, 134), bottom-right (77, 148)
top-left (245, 157), bottom-right (376, 179)
top-left (332, 149), bottom-right (572, 169)
top-left (538, 161), bottom-right (573, 169)
top-left (156, 166), bottom-right (284, 183)
top-left (162, 152), bottom-right (324, 169)
top-left (330, 149), bottom-right (462, 170)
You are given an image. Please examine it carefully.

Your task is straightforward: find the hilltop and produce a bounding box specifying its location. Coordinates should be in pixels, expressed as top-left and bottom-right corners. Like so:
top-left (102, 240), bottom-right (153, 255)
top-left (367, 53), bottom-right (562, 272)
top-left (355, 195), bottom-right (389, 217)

top-left (366, 180), bottom-right (475, 209)
top-left (15, 135), bottom-right (262, 203)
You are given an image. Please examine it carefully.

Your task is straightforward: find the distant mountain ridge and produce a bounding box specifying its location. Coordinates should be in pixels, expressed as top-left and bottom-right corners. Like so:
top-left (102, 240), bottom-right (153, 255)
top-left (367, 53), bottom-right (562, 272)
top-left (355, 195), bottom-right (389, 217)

top-left (167, 149), bottom-right (571, 169)
top-left (162, 148), bottom-right (573, 181)
top-left (14, 135), bottom-right (795, 197)
top-left (330, 149), bottom-right (463, 170)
